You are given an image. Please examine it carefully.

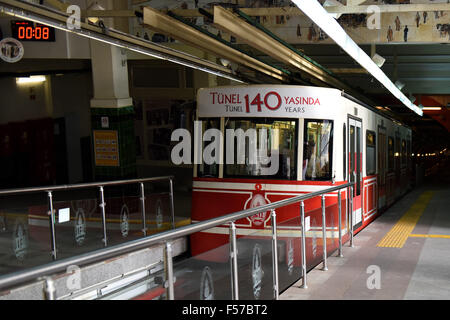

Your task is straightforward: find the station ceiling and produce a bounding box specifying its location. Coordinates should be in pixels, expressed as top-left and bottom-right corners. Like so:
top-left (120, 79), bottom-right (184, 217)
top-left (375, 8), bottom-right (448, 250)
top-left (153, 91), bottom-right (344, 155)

top-left (138, 2), bottom-right (450, 153)
top-left (0, 0), bottom-right (448, 154)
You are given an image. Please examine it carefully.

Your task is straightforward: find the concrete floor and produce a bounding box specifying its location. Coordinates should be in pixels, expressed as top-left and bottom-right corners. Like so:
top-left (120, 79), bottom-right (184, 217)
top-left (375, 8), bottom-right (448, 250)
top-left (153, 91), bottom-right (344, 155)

top-left (280, 181), bottom-right (450, 300)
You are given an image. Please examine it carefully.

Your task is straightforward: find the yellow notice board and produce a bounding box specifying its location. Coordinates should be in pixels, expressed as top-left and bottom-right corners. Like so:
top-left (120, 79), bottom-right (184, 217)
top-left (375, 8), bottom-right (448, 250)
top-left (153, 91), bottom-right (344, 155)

top-left (94, 130), bottom-right (120, 167)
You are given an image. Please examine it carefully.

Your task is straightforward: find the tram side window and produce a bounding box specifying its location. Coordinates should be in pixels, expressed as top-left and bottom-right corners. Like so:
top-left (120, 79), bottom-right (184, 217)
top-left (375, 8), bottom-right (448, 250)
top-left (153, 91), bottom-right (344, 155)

top-left (224, 118), bottom-right (297, 180)
top-left (197, 118), bottom-right (220, 178)
top-left (406, 139), bottom-right (411, 170)
top-left (395, 135), bottom-right (400, 172)
top-left (366, 130), bottom-right (376, 176)
top-left (303, 120), bottom-right (333, 181)
top-left (401, 139), bottom-right (407, 167)
top-left (388, 136), bottom-right (394, 172)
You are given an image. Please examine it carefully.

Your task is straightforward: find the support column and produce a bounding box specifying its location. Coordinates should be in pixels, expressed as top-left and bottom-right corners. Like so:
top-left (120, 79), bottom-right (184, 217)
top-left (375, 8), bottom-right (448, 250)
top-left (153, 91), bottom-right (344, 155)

top-left (88, 0), bottom-right (136, 181)
top-left (90, 33), bottom-right (136, 181)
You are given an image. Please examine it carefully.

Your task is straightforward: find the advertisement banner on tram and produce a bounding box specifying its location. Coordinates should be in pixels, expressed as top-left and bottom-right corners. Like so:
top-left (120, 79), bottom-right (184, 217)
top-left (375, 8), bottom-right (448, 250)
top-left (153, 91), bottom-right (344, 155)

top-left (197, 85), bottom-right (341, 118)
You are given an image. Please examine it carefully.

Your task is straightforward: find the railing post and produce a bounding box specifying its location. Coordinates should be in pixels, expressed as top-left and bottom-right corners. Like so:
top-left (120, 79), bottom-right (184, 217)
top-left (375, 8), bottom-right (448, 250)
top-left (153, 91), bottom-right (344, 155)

top-left (99, 186), bottom-right (107, 247)
top-left (169, 178), bottom-right (175, 229)
top-left (338, 190), bottom-right (343, 257)
top-left (140, 183), bottom-right (147, 237)
top-left (321, 195), bottom-right (328, 271)
top-left (164, 241), bottom-right (175, 300)
top-left (229, 222), bottom-right (239, 300)
top-left (300, 201), bottom-right (307, 289)
top-left (47, 191), bottom-right (57, 261)
top-left (43, 277), bottom-right (56, 300)
top-left (270, 209), bottom-right (279, 299)
top-left (350, 185), bottom-right (354, 247)
top-left (346, 186), bottom-right (349, 238)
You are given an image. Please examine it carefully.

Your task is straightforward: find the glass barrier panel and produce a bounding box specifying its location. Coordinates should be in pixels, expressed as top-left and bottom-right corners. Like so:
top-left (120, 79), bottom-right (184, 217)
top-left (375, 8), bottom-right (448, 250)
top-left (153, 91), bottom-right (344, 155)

top-left (235, 224), bottom-right (274, 300)
top-left (104, 184), bottom-right (144, 246)
top-left (303, 196), bottom-right (326, 270)
top-left (324, 194), bottom-right (340, 257)
top-left (173, 227), bottom-right (233, 300)
top-left (342, 189), bottom-right (350, 245)
top-left (0, 193), bottom-right (51, 275)
top-left (143, 189), bottom-right (173, 235)
top-left (302, 191), bottom-right (348, 272)
top-left (143, 180), bottom-right (189, 234)
top-left (52, 188), bottom-right (104, 260)
top-left (276, 212), bottom-right (303, 294)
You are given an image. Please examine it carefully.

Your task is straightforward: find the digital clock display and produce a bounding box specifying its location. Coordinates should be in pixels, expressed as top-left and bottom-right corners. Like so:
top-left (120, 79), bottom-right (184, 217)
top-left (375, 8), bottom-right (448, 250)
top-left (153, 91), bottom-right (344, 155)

top-left (11, 20), bottom-right (55, 42)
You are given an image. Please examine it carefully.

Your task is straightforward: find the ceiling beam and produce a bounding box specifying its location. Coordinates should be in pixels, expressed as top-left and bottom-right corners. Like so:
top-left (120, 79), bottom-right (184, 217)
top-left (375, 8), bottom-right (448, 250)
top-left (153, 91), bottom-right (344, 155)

top-left (84, 10), bottom-right (136, 17)
top-left (142, 6), bottom-right (289, 82)
top-left (166, 4), bottom-right (450, 17)
top-left (329, 68), bottom-right (368, 74)
top-left (346, 0), bottom-right (366, 6)
top-left (212, 6), bottom-right (368, 97)
top-left (43, 0), bottom-right (69, 11)
top-left (326, 3), bottom-right (450, 14)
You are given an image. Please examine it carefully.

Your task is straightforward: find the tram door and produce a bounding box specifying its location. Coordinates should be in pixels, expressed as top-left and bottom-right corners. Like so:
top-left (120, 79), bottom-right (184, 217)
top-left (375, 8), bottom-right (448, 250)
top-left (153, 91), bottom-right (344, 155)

top-left (377, 127), bottom-right (387, 210)
top-left (349, 118), bottom-right (363, 231)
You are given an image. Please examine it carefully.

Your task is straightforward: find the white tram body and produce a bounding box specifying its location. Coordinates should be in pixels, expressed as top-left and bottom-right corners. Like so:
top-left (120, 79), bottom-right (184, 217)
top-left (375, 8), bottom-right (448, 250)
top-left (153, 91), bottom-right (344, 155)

top-left (190, 85), bottom-right (412, 263)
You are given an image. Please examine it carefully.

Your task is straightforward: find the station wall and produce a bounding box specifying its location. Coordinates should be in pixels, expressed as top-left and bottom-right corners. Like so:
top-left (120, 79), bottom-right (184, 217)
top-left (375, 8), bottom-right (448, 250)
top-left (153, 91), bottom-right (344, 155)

top-left (0, 72), bottom-right (93, 187)
top-left (0, 76), bottom-right (50, 122)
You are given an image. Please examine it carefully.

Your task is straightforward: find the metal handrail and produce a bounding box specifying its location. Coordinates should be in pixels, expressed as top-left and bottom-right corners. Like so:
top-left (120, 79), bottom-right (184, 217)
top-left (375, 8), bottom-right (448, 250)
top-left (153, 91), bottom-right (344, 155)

top-left (0, 181), bottom-right (354, 293)
top-left (0, 176), bottom-right (174, 196)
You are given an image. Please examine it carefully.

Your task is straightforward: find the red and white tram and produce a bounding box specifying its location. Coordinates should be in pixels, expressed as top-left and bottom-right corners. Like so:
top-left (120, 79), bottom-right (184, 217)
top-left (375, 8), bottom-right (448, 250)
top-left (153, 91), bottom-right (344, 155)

top-left (187, 85), bottom-right (412, 298)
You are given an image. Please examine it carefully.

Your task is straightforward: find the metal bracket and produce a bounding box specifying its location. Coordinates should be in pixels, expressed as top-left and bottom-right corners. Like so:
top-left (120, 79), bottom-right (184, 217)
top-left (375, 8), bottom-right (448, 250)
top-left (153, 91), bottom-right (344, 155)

top-left (163, 277), bottom-right (176, 288)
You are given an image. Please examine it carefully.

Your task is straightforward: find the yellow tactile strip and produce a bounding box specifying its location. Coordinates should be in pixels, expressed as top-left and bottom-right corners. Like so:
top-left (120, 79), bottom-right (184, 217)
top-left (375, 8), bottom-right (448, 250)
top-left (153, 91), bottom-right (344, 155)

top-left (377, 191), bottom-right (434, 248)
top-left (409, 234), bottom-right (450, 239)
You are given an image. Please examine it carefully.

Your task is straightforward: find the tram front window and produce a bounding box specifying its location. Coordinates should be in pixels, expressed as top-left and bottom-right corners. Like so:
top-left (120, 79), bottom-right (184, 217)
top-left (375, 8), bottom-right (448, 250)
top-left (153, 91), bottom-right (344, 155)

top-left (303, 120), bottom-right (333, 181)
top-left (197, 118), bottom-right (220, 178)
top-left (224, 118), bottom-right (297, 180)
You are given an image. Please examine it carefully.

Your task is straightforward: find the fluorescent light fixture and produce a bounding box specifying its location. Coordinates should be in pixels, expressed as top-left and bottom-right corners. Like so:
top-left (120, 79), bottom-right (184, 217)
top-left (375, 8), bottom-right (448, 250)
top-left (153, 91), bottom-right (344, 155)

top-left (422, 107), bottom-right (442, 111)
top-left (16, 75), bottom-right (46, 85)
top-left (291, 0), bottom-right (423, 116)
top-left (220, 58), bottom-right (231, 68)
top-left (395, 80), bottom-right (405, 91)
top-left (87, 3), bottom-right (105, 24)
top-left (371, 53), bottom-right (386, 68)
top-left (322, 0), bottom-right (343, 19)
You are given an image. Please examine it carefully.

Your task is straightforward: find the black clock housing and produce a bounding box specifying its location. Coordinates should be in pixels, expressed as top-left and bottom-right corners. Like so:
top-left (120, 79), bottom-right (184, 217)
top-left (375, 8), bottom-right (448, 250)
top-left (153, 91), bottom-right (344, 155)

top-left (11, 20), bottom-right (56, 42)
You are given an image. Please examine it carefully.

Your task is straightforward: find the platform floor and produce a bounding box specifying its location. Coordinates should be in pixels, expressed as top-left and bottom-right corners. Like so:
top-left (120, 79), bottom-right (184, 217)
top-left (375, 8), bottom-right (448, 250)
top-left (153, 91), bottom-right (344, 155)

top-left (280, 182), bottom-right (450, 300)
